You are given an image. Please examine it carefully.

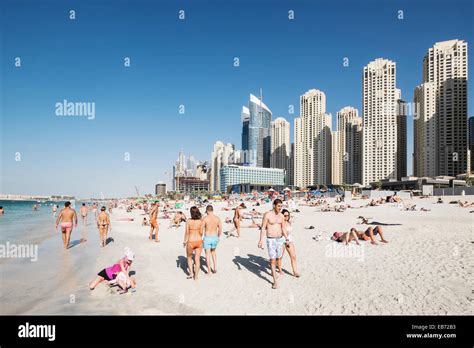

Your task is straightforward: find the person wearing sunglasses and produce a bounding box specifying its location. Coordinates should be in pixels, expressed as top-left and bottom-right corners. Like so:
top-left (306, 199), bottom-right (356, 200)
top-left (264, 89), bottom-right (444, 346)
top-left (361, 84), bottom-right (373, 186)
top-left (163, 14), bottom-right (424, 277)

top-left (280, 209), bottom-right (300, 278)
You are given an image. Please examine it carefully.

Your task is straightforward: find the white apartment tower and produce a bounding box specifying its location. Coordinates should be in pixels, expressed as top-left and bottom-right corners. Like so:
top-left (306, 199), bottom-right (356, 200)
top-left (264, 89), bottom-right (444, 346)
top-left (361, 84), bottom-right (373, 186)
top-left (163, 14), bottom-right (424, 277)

top-left (414, 39), bottom-right (468, 177)
top-left (362, 58), bottom-right (399, 185)
top-left (337, 106), bottom-right (362, 184)
top-left (331, 131), bottom-right (340, 185)
top-left (210, 141), bottom-right (235, 192)
top-left (270, 117), bottom-right (290, 183)
top-left (294, 89), bottom-right (332, 187)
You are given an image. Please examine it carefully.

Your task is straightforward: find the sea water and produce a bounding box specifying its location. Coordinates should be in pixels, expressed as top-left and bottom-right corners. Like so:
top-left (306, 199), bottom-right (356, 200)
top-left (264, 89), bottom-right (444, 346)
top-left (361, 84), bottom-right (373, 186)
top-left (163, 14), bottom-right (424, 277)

top-left (0, 200), bottom-right (69, 244)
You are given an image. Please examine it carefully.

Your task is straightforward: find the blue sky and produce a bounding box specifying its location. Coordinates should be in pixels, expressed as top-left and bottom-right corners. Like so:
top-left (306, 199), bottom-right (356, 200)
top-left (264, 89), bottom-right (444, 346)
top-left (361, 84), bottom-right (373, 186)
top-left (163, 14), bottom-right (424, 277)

top-left (1, 0), bottom-right (473, 198)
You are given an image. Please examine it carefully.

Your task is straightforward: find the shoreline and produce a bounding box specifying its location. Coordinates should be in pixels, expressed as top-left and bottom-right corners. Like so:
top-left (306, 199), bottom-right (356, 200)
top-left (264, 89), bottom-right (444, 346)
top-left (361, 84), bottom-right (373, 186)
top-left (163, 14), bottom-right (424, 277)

top-left (0, 195), bottom-right (472, 315)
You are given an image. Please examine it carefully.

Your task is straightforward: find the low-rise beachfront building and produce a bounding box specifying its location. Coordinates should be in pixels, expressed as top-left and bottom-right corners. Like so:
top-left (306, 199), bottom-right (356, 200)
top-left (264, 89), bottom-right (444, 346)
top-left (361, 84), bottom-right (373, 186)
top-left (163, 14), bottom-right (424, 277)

top-left (219, 165), bottom-right (285, 193)
top-left (177, 177), bottom-right (210, 193)
top-left (371, 176), bottom-right (469, 194)
top-left (155, 182), bottom-right (166, 197)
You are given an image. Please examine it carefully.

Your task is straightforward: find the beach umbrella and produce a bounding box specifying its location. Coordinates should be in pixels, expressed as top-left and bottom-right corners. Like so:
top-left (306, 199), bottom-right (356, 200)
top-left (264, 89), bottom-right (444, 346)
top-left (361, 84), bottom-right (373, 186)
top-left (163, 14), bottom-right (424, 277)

top-left (283, 187), bottom-right (291, 191)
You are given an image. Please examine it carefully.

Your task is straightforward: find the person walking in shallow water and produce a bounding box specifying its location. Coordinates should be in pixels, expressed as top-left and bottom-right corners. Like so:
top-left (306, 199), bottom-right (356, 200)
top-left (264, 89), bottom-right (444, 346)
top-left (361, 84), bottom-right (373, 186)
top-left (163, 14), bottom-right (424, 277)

top-left (55, 201), bottom-right (78, 249)
top-left (80, 203), bottom-right (88, 225)
top-left (97, 206), bottom-right (111, 247)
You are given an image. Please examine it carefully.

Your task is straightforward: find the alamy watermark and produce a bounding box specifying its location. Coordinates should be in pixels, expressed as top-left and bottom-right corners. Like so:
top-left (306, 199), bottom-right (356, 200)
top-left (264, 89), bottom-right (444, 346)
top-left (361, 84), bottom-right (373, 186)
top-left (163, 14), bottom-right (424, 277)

top-left (325, 243), bottom-right (364, 262)
top-left (55, 99), bottom-right (95, 120)
top-left (0, 242), bottom-right (38, 262)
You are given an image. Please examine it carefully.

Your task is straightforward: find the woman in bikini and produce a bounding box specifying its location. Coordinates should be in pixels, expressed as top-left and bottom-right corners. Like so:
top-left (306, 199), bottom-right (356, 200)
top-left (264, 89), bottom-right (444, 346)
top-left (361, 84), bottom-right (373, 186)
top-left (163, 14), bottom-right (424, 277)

top-left (279, 209), bottom-right (300, 277)
top-left (97, 206), bottom-right (111, 247)
top-left (231, 203), bottom-right (244, 237)
top-left (183, 206), bottom-right (203, 280)
top-left (331, 230), bottom-right (360, 245)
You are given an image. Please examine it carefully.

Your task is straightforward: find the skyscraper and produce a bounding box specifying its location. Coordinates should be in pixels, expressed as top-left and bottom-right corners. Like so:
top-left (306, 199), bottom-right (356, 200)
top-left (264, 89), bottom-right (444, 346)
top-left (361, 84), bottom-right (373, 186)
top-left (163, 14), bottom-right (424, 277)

top-left (187, 155), bottom-right (196, 177)
top-left (331, 130), bottom-right (340, 185)
top-left (288, 143), bottom-right (295, 186)
top-left (414, 82), bottom-right (437, 176)
top-left (362, 58), bottom-right (399, 185)
top-left (241, 106), bottom-right (250, 153)
top-left (247, 93), bottom-right (272, 167)
top-left (210, 141), bottom-right (235, 192)
top-left (270, 117), bottom-right (290, 183)
top-left (414, 40), bottom-right (468, 177)
top-left (469, 116), bottom-right (474, 172)
top-left (397, 96), bottom-right (407, 179)
top-left (294, 89), bottom-right (332, 187)
top-left (336, 106), bottom-right (362, 184)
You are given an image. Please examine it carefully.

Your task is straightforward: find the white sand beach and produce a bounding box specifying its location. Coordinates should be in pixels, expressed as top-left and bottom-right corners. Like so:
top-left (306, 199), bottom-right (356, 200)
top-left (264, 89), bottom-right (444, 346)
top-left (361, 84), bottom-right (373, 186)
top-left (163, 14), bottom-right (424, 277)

top-left (0, 196), bottom-right (472, 315)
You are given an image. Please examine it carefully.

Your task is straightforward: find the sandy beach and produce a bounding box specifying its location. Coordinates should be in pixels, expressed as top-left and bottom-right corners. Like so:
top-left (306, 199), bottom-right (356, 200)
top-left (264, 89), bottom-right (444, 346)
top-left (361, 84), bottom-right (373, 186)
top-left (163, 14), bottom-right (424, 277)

top-left (0, 195), bottom-right (472, 315)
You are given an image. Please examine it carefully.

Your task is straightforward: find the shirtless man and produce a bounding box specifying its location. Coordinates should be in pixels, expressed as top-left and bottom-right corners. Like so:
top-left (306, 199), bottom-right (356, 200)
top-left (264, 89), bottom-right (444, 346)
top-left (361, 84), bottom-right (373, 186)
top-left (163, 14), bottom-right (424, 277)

top-left (149, 202), bottom-right (159, 242)
top-left (350, 225), bottom-right (388, 245)
top-left (97, 206), bottom-right (111, 247)
top-left (55, 201), bottom-right (78, 249)
top-left (80, 203), bottom-right (88, 225)
top-left (258, 199), bottom-right (289, 289)
top-left (0, 206), bottom-right (4, 215)
top-left (108, 201), bottom-right (114, 214)
top-left (202, 205), bottom-right (222, 275)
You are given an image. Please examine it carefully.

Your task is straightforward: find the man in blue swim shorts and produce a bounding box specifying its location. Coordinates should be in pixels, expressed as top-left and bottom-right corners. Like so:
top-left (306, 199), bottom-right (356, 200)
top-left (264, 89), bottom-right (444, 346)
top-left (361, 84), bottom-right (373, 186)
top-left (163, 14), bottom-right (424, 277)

top-left (202, 205), bottom-right (222, 275)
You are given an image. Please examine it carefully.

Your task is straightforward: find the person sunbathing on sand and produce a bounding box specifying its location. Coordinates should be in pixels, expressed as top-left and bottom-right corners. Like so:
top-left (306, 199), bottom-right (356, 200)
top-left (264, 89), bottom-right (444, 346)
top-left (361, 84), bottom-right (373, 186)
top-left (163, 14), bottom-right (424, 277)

top-left (245, 218), bottom-right (261, 228)
top-left (331, 230), bottom-right (360, 245)
top-left (459, 201), bottom-right (474, 208)
top-left (350, 226), bottom-right (388, 245)
top-left (170, 211), bottom-right (186, 227)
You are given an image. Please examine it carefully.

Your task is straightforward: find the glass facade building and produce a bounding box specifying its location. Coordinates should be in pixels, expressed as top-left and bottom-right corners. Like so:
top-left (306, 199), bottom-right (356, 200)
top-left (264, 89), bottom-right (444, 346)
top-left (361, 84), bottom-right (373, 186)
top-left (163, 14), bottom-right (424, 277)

top-left (220, 165), bottom-right (285, 193)
top-left (241, 106), bottom-right (250, 152)
top-left (247, 94), bottom-right (272, 167)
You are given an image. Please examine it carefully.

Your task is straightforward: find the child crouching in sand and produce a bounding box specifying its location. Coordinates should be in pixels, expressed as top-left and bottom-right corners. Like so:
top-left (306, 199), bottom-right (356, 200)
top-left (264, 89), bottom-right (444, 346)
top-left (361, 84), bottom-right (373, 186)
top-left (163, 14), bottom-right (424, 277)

top-left (89, 247), bottom-right (136, 294)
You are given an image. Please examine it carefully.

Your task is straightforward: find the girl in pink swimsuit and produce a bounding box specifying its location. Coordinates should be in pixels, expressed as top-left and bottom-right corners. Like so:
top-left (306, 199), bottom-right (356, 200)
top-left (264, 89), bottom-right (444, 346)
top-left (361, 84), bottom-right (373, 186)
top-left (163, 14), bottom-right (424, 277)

top-left (89, 248), bottom-right (135, 292)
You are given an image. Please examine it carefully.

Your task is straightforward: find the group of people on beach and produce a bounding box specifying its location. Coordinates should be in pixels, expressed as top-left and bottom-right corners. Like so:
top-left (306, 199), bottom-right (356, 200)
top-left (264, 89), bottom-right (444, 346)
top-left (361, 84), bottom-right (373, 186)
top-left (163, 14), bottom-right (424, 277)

top-left (54, 201), bottom-right (112, 249)
top-left (179, 198), bottom-right (299, 288)
top-left (48, 191), bottom-right (470, 293)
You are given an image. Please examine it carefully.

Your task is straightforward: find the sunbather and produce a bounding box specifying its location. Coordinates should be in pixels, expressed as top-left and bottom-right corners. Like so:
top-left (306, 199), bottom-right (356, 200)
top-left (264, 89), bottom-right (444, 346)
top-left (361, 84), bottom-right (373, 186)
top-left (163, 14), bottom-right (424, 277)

top-left (350, 225), bottom-right (388, 245)
top-left (331, 230), bottom-right (360, 245)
